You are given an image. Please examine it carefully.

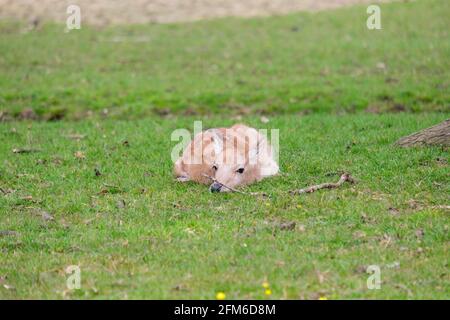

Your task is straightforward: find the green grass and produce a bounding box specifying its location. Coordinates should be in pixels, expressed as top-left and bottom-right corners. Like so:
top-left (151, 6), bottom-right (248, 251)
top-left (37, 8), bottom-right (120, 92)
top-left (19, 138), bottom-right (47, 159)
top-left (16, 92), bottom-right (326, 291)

top-left (0, 0), bottom-right (449, 119)
top-left (0, 0), bottom-right (449, 299)
top-left (0, 114), bottom-right (449, 299)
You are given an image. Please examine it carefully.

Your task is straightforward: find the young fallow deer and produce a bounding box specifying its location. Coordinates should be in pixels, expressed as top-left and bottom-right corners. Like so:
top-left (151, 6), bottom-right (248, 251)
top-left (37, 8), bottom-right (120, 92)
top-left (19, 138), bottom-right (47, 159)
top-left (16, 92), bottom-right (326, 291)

top-left (174, 124), bottom-right (279, 192)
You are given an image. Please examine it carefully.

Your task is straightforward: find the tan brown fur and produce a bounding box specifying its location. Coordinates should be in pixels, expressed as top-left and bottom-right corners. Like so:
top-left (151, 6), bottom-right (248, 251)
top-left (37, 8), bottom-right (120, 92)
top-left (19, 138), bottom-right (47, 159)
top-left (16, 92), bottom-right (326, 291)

top-left (174, 124), bottom-right (279, 192)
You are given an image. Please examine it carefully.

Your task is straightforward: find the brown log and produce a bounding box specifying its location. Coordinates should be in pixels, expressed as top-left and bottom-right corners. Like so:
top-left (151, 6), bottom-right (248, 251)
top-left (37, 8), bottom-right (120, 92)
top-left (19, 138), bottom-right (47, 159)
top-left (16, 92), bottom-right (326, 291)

top-left (395, 119), bottom-right (450, 147)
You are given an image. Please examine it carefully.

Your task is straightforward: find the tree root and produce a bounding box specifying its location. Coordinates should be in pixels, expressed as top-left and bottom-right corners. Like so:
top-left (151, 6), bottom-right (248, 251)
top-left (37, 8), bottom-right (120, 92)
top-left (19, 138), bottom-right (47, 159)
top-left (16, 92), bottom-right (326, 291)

top-left (395, 119), bottom-right (450, 147)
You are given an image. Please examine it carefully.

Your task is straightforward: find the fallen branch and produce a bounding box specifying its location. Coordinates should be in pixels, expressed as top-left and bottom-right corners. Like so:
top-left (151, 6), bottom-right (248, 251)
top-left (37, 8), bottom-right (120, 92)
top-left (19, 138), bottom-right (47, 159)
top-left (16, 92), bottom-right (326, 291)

top-left (430, 205), bottom-right (450, 210)
top-left (289, 173), bottom-right (356, 195)
top-left (0, 230), bottom-right (20, 237)
top-left (202, 173), bottom-right (355, 197)
top-left (202, 174), bottom-right (267, 197)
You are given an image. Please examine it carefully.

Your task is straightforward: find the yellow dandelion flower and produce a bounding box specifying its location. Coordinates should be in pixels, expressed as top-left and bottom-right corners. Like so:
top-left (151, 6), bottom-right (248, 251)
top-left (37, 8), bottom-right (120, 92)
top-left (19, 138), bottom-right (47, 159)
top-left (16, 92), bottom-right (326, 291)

top-left (318, 296), bottom-right (328, 300)
top-left (296, 204), bottom-right (302, 209)
top-left (264, 289), bottom-right (272, 296)
top-left (216, 292), bottom-right (226, 300)
top-left (262, 281), bottom-right (270, 289)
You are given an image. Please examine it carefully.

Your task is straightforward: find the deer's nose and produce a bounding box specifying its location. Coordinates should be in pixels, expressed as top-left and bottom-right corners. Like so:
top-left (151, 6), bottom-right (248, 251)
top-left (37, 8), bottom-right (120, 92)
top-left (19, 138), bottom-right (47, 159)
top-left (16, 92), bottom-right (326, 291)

top-left (209, 182), bottom-right (222, 193)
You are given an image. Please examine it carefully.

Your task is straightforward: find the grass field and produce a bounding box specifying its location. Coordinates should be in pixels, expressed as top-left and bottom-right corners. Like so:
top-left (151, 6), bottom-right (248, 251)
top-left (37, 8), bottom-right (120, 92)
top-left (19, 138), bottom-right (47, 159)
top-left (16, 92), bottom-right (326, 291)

top-left (0, 0), bottom-right (449, 299)
top-left (0, 0), bottom-right (449, 119)
top-left (0, 114), bottom-right (449, 299)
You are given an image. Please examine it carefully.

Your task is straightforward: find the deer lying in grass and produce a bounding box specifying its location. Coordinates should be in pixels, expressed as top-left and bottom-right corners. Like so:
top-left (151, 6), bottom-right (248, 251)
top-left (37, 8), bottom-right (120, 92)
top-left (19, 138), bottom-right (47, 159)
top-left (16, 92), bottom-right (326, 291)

top-left (174, 124), bottom-right (279, 192)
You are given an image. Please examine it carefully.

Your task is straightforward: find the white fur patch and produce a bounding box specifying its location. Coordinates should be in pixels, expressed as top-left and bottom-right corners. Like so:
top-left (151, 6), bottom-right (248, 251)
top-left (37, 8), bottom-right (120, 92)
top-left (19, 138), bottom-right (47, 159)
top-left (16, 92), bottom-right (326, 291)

top-left (210, 131), bottom-right (223, 156)
top-left (260, 160), bottom-right (279, 177)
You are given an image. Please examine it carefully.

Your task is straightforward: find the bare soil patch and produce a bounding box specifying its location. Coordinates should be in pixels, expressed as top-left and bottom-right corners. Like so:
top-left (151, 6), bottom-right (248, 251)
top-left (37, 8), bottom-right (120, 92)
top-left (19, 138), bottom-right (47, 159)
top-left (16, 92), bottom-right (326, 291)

top-left (0, 0), bottom-right (390, 25)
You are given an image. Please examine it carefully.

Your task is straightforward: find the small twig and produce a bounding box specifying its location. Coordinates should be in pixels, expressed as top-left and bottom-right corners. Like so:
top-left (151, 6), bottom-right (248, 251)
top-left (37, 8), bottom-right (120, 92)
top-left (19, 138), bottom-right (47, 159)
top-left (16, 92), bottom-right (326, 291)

top-left (12, 148), bottom-right (40, 154)
top-left (202, 173), bottom-right (355, 197)
top-left (0, 230), bottom-right (20, 237)
top-left (0, 187), bottom-right (6, 195)
top-left (202, 174), bottom-right (245, 193)
top-left (289, 173), bottom-right (356, 195)
top-left (64, 133), bottom-right (87, 140)
top-left (202, 174), bottom-right (266, 197)
top-left (430, 205), bottom-right (450, 210)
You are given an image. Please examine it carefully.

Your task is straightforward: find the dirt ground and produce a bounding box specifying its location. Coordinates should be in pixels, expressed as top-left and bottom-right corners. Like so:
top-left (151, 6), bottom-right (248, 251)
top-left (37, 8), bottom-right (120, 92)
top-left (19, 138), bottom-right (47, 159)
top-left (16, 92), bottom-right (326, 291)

top-left (0, 0), bottom-right (390, 25)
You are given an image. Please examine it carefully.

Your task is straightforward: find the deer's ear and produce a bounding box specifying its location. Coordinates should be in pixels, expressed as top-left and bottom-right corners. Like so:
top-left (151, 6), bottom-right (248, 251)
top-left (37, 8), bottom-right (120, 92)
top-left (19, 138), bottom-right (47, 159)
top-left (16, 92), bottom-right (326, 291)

top-left (174, 159), bottom-right (190, 182)
top-left (249, 146), bottom-right (258, 161)
top-left (248, 134), bottom-right (261, 164)
top-left (248, 143), bottom-right (260, 165)
top-left (210, 131), bottom-right (224, 156)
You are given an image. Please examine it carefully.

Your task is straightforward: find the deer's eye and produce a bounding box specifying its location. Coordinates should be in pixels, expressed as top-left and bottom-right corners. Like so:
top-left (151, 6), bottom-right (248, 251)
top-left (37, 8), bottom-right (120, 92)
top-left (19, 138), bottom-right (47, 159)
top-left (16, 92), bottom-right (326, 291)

top-left (212, 165), bottom-right (218, 171)
top-left (236, 168), bottom-right (245, 174)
